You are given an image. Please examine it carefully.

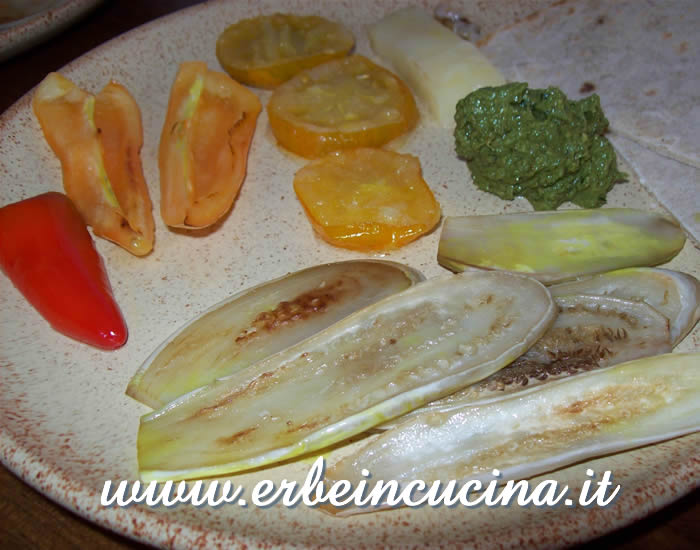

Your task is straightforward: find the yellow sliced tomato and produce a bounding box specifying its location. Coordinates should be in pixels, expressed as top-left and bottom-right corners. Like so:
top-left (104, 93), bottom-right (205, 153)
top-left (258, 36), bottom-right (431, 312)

top-left (293, 148), bottom-right (441, 251)
top-left (216, 13), bottom-right (354, 89)
top-left (159, 61), bottom-right (262, 228)
top-left (267, 55), bottom-right (419, 158)
top-left (32, 73), bottom-right (155, 256)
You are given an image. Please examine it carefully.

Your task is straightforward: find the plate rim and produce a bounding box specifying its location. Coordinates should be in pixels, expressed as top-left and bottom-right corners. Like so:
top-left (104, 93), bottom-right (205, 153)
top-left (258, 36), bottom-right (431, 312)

top-left (0, 1), bottom-right (698, 548)
top-left (0, 0), bottom-right (106, 62)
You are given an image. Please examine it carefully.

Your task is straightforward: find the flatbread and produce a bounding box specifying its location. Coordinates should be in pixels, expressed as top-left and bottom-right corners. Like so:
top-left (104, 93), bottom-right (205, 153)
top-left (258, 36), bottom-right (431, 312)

top-left (477, 0), bottom-right (700, 169)
top-left (436, 0), bottom-right (558, 40)
top-left (610, 134), bottom-right (700, 243)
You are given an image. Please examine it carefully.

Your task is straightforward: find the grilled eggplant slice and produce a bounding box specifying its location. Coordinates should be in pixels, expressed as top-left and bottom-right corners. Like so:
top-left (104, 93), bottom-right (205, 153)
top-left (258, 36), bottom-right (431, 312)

top-left (438, 209), bottom-right (686, 283)
top-left (326, 352), bottom-right (700, 516)
top-left (380, 294), bottom-right (672, 429)
top-left (127, 260), bottom-right (423, 408)
top-left (549, 268), bottom-right (700, 345)
top-left (518, 295), bottom-right (672, 366)
top-left (137, 272), bottom-right (556, 481)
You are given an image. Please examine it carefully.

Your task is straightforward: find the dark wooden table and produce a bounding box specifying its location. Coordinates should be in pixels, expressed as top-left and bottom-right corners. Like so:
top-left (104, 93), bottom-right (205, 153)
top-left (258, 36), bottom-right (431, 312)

top-left (0, 1), bottom-right (698, 548)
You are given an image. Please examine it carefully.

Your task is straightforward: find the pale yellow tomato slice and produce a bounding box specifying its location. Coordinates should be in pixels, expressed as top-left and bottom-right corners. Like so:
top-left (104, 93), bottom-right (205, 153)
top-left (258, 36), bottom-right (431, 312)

top-left (216, 13), bottom-right (354, 89)
top-left (293, 148), bottom-right (441, 251)
top-left (268, 55), bottom-right (419, 158)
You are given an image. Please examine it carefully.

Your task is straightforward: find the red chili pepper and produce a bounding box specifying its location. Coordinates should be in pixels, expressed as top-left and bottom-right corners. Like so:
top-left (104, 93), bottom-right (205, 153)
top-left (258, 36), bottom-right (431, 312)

top-left (0, 192), bottom-right (128, 350)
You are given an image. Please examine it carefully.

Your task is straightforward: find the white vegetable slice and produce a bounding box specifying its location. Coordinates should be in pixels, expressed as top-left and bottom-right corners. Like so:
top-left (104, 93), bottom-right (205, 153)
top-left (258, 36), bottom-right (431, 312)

top-left (127, 260), bottom-right (423, 409)
top-left (549, 267), bottom-right (700, 345)
top-left (326, 352), bottom-right (700, 516)
top-left (518, 295), bottom-right (671, 366)
top-left (137, 272), bottom-right (556, 481)
top-left (380, 294), bottom-right (672, 429)
top-left (367, 7), bottom-right (505, 128)
top-left (438, 209), bottom-right (686, 283)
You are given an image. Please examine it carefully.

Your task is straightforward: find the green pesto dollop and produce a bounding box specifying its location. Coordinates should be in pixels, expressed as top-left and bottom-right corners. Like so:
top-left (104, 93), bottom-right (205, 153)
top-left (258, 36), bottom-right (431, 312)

top-left (454, 82), bottom-right (626, 210)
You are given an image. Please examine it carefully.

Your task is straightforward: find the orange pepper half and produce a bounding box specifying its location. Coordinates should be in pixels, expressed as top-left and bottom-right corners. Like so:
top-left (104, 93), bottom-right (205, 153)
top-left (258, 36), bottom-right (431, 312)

top-left (159, 61), bottom-right (262, 228)
top-left (32, 73), bottom-right (155, 256)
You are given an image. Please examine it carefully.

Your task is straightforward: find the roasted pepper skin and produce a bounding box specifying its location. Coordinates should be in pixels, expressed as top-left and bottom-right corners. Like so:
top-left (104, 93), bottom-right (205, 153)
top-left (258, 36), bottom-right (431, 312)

top-left (159, 61), bottom-right (262, 228)
top-left (32, 73), bottom-right (155, 256)
top-left (0, 192), bottom-right (128, 350)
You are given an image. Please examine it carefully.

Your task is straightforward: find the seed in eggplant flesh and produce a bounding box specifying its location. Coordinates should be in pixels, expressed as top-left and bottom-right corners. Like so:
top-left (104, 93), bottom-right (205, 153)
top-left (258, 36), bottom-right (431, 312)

top-left (325, 352), bottom-right (700, 516)
top-left (522, 295), bottom-right (671, 366)
top-left (137, 271), bottom-right (556, 481)
top-left (126, 260), bottom-right (424, 408)
top-left (378, 294), bottom-right (672, 429)
top-left (549, 267), bottom-right (700, 345)
top-left (438, 209), bottom-right (686, 283)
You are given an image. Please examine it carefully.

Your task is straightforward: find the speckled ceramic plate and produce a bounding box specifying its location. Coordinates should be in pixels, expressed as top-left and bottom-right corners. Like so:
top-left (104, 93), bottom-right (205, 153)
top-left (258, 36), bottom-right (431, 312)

top-left (0, 0), bottom-right (103, 62)
top-left (0, 1), bottom-right (698, 548)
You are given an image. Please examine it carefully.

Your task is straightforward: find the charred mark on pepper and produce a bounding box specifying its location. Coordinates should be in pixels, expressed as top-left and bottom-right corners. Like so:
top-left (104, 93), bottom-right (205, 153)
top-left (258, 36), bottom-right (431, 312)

top-left (125, 145), bottom-right (139, 186)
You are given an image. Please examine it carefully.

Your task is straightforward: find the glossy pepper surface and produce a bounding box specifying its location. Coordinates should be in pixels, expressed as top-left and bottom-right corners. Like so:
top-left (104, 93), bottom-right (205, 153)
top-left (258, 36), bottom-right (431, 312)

top-left (0, 192), bottom-right (128, 350)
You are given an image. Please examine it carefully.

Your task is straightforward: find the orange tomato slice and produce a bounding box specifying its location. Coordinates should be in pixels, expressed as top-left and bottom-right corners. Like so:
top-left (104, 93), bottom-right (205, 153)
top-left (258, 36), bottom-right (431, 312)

top-left (268, 55), bottom-right (419, 158)
top-left (216, 13), bottom-right (354, 89)
top-left (293, 148), bottom-right (441, 251)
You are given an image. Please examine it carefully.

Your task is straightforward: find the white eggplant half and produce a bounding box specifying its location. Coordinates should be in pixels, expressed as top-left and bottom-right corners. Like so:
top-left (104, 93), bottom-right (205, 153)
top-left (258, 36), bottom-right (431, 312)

top-left (127, 260), bottom-right (424, 408)
top-left (549, 268), bottom-right (700, 345)
top-left (438, 209), bottom-right (686, 284)
top-left (325, 352), bottom-right (700, 516)
top-left (379, 294), bottom-right (672, 429)
top-left (519, 295), bottom-right (672, 367)
top-left (137, 272), bottom-right (556, 481)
